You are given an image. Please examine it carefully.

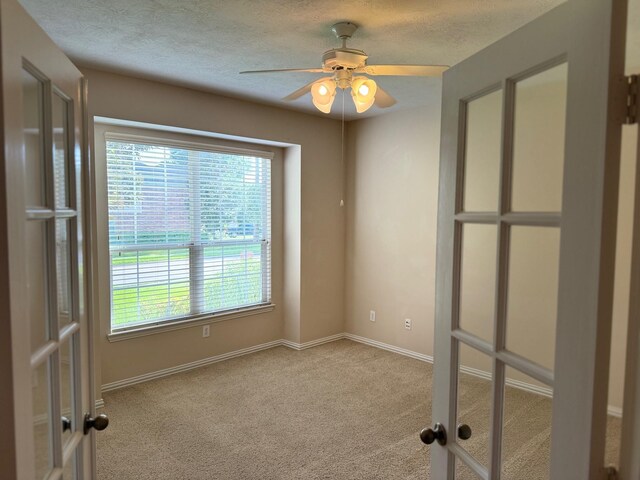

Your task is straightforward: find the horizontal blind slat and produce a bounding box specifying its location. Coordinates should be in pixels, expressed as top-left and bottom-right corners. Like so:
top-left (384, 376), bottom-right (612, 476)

top-left (107, 138), bottom-right (271, 329)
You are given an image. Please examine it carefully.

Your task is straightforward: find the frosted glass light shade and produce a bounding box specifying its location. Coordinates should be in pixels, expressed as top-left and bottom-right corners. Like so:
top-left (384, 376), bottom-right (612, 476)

top-left (351, 77), bottom-right (377, 113)
top-left (311, 79), bottom-right (337, 113)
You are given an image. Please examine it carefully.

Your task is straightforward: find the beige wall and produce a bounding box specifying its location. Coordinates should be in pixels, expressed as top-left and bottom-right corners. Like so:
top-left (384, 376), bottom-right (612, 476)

top-left (344, 80), bottom-right (633, 410)
top-left (85, 65), bottom-right (632, 411)
top-left (344, 103), bottom-right (441, 356)
top-left (84, 68), bottom-right (345, 387)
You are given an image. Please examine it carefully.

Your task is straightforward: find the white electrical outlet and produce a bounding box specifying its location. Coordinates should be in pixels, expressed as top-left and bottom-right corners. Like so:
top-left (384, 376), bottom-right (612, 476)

top-left (369, 310), bottom-right (376, 322)
top-left (202, 325), bottom-right (210, 338)
top-left (404, 318), bottom-right (412, 330)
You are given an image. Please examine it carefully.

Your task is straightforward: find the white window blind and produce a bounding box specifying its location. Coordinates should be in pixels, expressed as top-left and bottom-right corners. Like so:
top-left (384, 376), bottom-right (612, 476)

top-left (106, 135), bottom-right (272, 331)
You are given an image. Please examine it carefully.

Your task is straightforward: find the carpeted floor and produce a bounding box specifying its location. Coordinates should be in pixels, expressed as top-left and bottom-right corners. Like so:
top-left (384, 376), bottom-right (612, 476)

top-left (97, 339), bottom-right (620, 479)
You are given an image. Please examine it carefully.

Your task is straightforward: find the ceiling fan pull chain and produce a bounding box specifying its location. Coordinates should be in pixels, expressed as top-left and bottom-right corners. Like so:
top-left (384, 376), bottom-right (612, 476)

top-left (340, 89), bottom-right (345, 207)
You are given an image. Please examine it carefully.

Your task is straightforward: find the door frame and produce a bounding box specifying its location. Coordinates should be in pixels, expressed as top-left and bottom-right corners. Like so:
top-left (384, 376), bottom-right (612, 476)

top-left (80, 75), bottom-right (100, 479)
top-left (621, 117), bottom-right (640, 479)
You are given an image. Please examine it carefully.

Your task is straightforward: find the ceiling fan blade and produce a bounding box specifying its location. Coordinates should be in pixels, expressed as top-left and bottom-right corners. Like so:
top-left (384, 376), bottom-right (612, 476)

top-left (358, 65), bottom-right (449, 77)
top-left (374, 85), bottom-right (397, 108)
top-left (240, 67), bottom-right (325, 74)
top-left (283, 79), bottom-right (323, 101)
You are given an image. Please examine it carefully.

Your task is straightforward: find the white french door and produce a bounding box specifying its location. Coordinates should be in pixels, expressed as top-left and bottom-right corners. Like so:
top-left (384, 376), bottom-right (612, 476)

top-left (428, 0), bottom-right (628, 478)
top-left (0, 0), bottom-right (104, 478)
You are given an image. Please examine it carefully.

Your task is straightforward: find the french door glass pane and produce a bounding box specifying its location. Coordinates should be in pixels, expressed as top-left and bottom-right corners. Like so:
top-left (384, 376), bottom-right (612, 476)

top-left (33, 359), bottom-right (52, 480)
top-left (459, 224), bottom-right (497, 343)
top-left (463, 89), bottom-right (502, 212)
top-left (457, 341), bottom-right (493, 468)
top-left (52, 92), bottom-right (70, 209)
top-left (22, 69), bottom-right (46, 208)
top-left (27, 221), bottom-right (50, 353)
top-left (502, 366), bottom-right (552, 479)
top-left (63, 452), bottom-right (76, 480)
top-left (511, 64), bottom-right (567, 212)
top-left (505, 226), bottom-right (560, 370)
top-left (56, 219), bottom-right (73, 329)
top-left (60, 337), bottom-right (74, 445)
top-left (456, 456), bottom-right (481, 479)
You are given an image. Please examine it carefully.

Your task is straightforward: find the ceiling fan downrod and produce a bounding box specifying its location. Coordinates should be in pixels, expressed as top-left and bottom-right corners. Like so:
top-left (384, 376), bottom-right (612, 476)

top-left (331, 21), bottom-right (359, 49)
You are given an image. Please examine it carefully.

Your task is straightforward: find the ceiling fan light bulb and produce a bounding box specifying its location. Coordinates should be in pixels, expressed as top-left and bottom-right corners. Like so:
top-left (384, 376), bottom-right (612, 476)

top-left (357, 77), bottom-right (377, 101)
top-left (311, 79), bottom-right (336, 113)
top-left (311, 80), bottom-right (336, 103)
top-left (351, 77), bottom-right (377, 113)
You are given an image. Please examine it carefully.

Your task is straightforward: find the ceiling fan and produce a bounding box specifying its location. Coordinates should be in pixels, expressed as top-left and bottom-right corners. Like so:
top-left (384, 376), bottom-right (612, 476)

top-left (240, 21), bottom-right (448, 114)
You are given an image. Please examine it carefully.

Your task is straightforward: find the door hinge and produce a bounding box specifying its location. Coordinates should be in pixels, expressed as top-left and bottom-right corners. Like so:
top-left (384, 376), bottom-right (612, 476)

top-left (605, 465), bottom-right (619, 480)
top-left (626, 74), bottom-right (638, 125)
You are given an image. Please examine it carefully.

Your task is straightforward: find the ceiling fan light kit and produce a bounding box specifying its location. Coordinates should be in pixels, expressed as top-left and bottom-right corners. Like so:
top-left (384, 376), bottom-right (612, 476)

top-left (240, 21), bottom-right (448, 115)
top-left (311, 79), bottom-right (337, 113)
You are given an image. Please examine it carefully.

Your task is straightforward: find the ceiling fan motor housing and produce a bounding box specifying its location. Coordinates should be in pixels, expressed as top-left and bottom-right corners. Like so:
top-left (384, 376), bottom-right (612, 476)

top-left (322, 48), bottom-right (368, 70)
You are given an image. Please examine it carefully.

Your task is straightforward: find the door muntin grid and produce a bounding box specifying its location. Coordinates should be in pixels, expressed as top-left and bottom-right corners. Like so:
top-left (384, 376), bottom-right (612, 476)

top-left (24, 61), bottom-right (83, 479)
top-left (451, 59), bottom-right (567, 479)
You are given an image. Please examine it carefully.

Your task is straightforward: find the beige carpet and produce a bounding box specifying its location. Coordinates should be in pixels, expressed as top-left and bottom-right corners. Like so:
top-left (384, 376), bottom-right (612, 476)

top-left (97, 340), bottom-right (620, 479)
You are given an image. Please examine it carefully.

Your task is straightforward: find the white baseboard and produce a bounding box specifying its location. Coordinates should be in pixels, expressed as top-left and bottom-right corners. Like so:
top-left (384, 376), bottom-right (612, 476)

top-left (608, 405), bottom-right (623, 418)
top-left (343, 333), bottom-right (434, 363)
top-left (458, 365), bottom-right (621, 418)
top-left (343, 332), bottom-right (622, 418)
top-left (101, 339), bottom-right (283, 392)
top-left (456, 363), bottom-right (554, 398)
top-left (281, 333), bottom-right (345, 350)
top-left (99, 331), bottom-right (623, 418)
top-left (101, 333), bottom-right (345, 393)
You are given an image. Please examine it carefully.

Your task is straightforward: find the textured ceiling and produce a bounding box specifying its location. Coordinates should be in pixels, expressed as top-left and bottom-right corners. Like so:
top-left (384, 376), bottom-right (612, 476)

top-left (18, 0), bottom-right (639, 120)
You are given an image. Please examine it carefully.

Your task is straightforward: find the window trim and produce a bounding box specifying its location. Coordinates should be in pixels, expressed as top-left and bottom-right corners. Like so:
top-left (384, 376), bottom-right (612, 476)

top-left (104, 131), bottom-right (274, 336)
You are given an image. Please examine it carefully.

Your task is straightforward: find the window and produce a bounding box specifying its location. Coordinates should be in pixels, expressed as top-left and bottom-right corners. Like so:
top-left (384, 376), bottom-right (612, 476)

top-left (106, 134), bottom-right (272, 332)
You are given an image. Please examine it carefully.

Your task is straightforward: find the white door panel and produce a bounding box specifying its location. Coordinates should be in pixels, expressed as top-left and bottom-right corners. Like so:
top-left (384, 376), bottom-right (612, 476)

top-left (428, 1), bottom-right (628, 478)
top-left (0, 0), bottom-right (103, 478)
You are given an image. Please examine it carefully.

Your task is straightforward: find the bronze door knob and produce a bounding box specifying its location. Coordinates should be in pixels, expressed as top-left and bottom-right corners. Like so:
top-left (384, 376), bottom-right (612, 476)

top-left (84, 413), bottom-right (109, 434)
top-left (420, 423), bottom-right (447, 446)
top-left (457, 424), bottom-right (472, 440)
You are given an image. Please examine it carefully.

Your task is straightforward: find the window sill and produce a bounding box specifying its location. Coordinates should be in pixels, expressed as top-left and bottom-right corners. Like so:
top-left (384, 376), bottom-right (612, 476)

top-left (107, 304), bottom-right (276, 342)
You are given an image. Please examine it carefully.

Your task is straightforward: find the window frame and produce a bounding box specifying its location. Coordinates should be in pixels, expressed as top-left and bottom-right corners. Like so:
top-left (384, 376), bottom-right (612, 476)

top-left (103, 132), bottom-right (274, 337)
